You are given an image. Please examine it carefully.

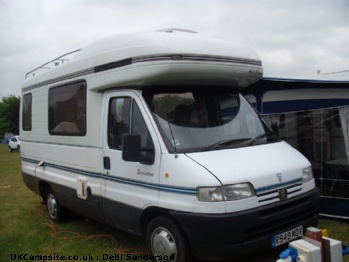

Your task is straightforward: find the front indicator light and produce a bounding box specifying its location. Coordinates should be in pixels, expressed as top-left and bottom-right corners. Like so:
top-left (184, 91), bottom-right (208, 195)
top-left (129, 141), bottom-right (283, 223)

top-left (302, 167), bottom-right (314, 183)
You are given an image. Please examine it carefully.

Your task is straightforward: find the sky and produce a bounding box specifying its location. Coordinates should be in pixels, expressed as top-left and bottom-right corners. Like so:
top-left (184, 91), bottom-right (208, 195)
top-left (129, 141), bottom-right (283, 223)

top-left (1, 0), bottom-right (349, 98)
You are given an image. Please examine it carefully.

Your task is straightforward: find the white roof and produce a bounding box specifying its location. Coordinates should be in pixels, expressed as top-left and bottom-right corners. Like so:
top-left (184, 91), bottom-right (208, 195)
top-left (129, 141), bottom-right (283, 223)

top-left (23, 30), bottom-right (263, 91)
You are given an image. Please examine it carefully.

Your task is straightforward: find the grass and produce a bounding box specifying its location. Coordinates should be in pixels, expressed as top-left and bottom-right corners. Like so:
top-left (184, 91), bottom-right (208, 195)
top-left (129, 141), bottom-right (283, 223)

top-left (0, 144), bottom-right (348, 262)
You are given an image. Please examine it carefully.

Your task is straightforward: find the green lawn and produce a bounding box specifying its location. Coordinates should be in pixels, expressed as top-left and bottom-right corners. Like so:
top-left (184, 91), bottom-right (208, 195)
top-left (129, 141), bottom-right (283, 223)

top-left (0, 144), bottom-right (348, 262)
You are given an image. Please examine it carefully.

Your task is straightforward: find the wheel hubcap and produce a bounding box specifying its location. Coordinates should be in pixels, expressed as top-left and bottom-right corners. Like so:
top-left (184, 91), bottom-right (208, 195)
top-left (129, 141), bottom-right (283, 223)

top-left (151, 227), bottom-right (177, 260)
top-left (47, 194), bottom-right (57, 219)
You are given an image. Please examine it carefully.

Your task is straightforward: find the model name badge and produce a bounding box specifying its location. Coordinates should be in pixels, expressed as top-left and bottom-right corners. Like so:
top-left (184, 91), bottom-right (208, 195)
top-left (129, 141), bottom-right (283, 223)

top-left (276, 173), bottom-right (282, 182)
top-left (137, 169), bottom-right (153, 177)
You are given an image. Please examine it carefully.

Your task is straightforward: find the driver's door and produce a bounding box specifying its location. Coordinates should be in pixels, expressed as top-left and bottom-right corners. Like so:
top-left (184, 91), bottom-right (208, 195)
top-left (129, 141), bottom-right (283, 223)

top-left (102, 91), bottom-right (160, 234)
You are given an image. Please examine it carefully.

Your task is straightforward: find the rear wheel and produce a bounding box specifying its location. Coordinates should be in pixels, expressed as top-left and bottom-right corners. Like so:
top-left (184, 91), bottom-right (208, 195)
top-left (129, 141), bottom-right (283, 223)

top-left (46, 189), bottom-right (67, 222)
top-left (146, 216), bottom-right (192, 262)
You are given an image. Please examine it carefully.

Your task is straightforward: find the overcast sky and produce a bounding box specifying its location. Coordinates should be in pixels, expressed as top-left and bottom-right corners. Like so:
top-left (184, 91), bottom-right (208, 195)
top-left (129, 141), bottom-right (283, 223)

top-left (1, 0), bottom-right (348, 98)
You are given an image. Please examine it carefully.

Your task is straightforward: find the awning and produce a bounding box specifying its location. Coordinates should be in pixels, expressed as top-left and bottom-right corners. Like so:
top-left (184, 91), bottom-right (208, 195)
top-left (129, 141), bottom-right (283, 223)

top-left (242, 77), bottom-right (349, 114)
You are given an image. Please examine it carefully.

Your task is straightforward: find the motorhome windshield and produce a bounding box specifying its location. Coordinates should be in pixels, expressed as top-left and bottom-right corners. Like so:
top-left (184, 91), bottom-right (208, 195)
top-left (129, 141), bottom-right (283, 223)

top-left (144, 88), bottom-right (279, 153)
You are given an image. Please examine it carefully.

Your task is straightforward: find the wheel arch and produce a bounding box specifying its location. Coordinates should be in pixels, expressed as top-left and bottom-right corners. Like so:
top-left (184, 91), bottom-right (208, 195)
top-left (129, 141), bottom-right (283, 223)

top-left (38, 181), bottom-right (51, 204)
top-left (140, 206), bottom-right (170, 235)
top-left (140, 206), bottom-right (190, 240)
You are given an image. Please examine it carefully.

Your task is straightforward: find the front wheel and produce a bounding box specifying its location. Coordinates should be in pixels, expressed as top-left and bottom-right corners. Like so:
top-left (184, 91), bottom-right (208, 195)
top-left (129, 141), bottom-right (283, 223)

top-left (46, 189), bottom-right (67, 222)
top-left (146, 216), bottom-right (192, 262)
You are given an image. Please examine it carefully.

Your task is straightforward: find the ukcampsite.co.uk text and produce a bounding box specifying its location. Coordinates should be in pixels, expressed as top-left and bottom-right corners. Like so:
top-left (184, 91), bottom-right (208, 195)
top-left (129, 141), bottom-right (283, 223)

top-left (10, 253), bottom-right (175, 261)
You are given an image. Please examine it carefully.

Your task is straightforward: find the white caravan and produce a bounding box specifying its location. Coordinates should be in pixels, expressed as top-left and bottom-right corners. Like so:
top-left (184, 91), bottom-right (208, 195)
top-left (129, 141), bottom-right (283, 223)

top-left (20, 29), bottom-right (319, 261)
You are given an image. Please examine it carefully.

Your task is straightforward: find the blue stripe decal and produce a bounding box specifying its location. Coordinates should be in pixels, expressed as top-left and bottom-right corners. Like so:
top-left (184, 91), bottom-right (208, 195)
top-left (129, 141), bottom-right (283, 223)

top-left (255, 178), bottom-right (302, 194)
top-left (21, 157), bottom-right (197, 195)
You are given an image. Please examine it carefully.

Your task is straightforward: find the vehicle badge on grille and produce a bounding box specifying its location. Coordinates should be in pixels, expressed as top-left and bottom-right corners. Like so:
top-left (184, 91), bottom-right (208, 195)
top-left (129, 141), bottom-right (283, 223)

top-left (278, 188), bottom-right (288, 200)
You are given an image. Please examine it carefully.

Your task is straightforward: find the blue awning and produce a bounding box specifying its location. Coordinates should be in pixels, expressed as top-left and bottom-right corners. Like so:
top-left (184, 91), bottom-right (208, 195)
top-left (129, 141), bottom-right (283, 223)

top-left (242, 77), bottom-right (349, 114)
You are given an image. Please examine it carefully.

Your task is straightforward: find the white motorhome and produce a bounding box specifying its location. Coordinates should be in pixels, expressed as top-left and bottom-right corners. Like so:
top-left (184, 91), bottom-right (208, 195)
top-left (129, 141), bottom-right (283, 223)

top-left (20, 29), bottom-right (319, 261)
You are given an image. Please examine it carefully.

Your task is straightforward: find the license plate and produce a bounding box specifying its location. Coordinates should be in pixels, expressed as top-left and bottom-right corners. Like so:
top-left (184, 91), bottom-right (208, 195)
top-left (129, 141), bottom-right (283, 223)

top-left (272, 226), bottom-right (303, 248)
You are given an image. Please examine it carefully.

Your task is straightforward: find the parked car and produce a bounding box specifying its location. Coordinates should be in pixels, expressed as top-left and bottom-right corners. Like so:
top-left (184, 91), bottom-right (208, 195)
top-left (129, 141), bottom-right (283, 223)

top-left (8, 136), bottom-right (20, 152)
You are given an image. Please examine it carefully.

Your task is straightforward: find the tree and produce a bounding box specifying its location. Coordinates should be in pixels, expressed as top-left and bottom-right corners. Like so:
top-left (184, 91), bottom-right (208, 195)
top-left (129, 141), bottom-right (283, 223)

top-left (0, 95), bottom-right (20, 136)
top-left (154, 95), bottom-right (193, 119)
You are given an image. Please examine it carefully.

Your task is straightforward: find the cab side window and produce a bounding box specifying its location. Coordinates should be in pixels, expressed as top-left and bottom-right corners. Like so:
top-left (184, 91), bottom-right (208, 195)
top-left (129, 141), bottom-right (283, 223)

top-left (108, 97), bottom-right (154, 163)
top-left (108, 97), bottom-right (131, 149)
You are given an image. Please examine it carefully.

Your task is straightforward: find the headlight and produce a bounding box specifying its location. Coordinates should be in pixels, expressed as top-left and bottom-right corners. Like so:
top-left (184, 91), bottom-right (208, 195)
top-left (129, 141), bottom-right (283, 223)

top-left (302, 167), bottom-right (314, 183)
top-left (223, 184), bottom-right (255, 201)
top-left (198, 183), bottom-right (255, 202)
top-left (197, 187), bottom-right (223, 202)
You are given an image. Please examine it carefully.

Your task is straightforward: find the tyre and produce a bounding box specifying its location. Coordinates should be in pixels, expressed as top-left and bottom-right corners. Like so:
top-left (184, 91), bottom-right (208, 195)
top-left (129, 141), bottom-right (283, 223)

top-left (46, 189), bottom-right (67, 222)
top-left (146, 216), bottom-right (192, 262)
top-left (17, 145), bottom-right (20, 152)
top-left (8, 146), bottom-right (13, 152)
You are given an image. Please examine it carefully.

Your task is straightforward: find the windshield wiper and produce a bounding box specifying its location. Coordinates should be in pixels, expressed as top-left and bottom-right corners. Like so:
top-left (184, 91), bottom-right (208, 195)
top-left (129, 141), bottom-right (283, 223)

top-left (203, 138), bottom-right (251, 151)
top-left (247, 131), bottom-right (279, 146)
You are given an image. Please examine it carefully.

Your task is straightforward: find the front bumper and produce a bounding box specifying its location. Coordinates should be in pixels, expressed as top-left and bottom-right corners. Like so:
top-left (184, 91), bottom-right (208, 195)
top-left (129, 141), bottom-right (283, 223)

top-left (170, 187), bottom-right (320, 260)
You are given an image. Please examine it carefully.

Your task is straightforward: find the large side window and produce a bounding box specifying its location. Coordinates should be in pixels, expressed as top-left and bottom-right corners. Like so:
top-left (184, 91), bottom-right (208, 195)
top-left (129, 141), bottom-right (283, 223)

top-left (108, 97), bottom-right (154, 163)
top-left (22, 93), bottom-right (32, 131)
top-left (49, 81), bottom-right (86, 136)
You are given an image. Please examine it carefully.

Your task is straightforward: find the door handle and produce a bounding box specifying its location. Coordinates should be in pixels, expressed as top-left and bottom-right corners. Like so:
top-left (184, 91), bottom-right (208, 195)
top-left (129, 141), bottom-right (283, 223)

top-left (103, 157), bottom-right (110, 170)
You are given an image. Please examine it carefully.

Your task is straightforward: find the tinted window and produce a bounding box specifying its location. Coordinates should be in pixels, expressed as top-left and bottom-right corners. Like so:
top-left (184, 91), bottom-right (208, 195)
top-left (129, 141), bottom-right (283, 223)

top-left (108, 97), bottom-right (131, 149)
top-left (144, 90), bottom-right (276, 153)
top-left (108, 97), bottom-right (154, 164)
top-left (49, 81), bottom-right (86, 135)
top-left (22, 94), bottom-right (32, 131)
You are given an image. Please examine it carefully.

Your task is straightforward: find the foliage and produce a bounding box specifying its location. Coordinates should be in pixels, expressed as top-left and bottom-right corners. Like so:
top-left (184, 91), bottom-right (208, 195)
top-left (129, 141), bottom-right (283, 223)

top-left (0, 95), bottom-right (20, 136)
top-left (153, 95), bottom-right (193, 119)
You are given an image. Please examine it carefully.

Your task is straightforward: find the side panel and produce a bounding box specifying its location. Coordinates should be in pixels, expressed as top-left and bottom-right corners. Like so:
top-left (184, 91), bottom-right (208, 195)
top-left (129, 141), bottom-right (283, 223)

top-left (20, 79), bottom-right (105, 223)
top-left (21, 142), bottom-right (105, 222)
top-left (22, 171), bottom-right (105, 223)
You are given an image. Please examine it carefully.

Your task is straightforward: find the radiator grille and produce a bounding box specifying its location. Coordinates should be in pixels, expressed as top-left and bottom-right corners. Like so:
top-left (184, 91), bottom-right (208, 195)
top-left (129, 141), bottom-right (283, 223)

top-left (256, 179), bottom-right (303, 203)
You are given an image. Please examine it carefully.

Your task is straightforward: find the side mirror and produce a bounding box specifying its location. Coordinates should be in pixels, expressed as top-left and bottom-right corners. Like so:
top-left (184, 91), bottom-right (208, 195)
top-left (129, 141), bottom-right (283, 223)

top-left (122, 134), bottom-right (141, 162)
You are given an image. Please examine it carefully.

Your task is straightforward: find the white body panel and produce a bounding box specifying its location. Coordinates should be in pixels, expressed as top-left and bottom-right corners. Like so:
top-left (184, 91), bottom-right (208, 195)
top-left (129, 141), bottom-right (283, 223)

top-left (188, 142), bottom-right (308, 187)
top-left (158, 154), bottom-right (226, 214)
top-left (187, 142), bottom-right (316, 211)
